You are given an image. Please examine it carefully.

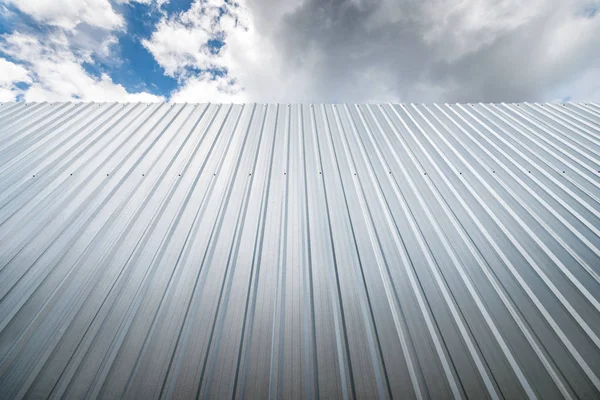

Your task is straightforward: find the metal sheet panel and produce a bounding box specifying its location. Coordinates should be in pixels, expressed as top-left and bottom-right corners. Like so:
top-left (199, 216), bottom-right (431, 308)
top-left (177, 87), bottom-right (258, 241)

top-left (0, 101), bottom-right (599, 399)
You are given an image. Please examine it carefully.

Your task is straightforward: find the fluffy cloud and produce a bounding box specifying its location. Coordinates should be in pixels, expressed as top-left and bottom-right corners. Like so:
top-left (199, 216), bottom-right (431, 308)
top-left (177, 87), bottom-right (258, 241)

top-left (143, 0), bottom-right (301, 102)
top-left (416, 0), bottom-right (547, 58)
top-left (2, 0), bottom-right (600, 103)
top-left (170, 73), bottom-right (247, 103)
top-left (0, 58), bottom-right (31, 101)
top-left (2, 0), bottom-right (124, 30)
top-left (0, 31), bottom-right (164, 102)
top-left (0, 57), bottom-right (31, 85)
top-left (0, 0), bottom-right (164, 102)
top-left (142, 0), bottom-right (243, 79)
top-left (1, 0), bottom-right (158, 30)
top-left (143, 0), bottom-right (600, 103)
top-left (142, 18), bottom-right (214, 78)
top-left (551, 68), bottom-right (600, 102)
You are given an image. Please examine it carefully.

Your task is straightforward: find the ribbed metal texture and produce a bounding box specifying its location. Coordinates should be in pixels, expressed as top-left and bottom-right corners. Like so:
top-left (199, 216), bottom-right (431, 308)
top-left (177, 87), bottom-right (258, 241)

top-left (0, 101), bottom-right (599, 399)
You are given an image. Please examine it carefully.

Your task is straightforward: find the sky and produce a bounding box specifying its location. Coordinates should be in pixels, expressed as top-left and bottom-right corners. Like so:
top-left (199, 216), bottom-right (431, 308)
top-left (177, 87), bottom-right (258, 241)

top-left (0, 0), bottom-right (599, 103)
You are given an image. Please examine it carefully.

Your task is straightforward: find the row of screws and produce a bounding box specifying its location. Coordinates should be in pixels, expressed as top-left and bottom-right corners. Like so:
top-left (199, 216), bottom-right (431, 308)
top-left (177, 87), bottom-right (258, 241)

top-left (30, 169), bottom-right (593, 179)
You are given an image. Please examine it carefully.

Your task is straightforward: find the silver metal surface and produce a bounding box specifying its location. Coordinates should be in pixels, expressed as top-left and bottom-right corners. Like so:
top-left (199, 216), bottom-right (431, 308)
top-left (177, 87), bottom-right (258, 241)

top-left (0, 101), bottom-right (599, 399)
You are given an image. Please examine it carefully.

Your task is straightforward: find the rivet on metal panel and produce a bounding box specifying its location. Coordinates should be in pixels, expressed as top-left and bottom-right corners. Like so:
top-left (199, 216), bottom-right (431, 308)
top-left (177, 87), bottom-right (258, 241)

top-left (354, 173), bottom-right (357, 176)
top-left (528, 171), bottom-right (531, 173)
top-left (389, 171), bottom-right (391, 174)
top-left (493, 171), bottom-right (495, 173)
top-left (142, 174), bottom-right (145, 176)
top-left (213, 173), bottom-right (216, 176)
top-left (178, 174), bottom-right (181, 176)
top-left (249, 173), bottom-right (252, 176)
top-left (70, 174), bottom-right (73, 176)
top-left (424, 172), bottom-right (427, 175)
top-left (460, 172), bottom-right (462, 174)
top-left (319, 171), bottom-right (322, 174)
top-left (107, 173), bottom-right (109, 176)
top-left (32, 174), bottom-right (35, 177)
top-left (562, 171), bottom-right (565, 173)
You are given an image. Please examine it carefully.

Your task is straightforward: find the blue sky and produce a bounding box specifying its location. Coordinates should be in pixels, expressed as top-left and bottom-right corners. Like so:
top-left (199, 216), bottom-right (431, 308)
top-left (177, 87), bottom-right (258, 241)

top-left (99, 2), bottom-right (178, 96)
top-left (0, 0), bottom-right (599, 103)
top-left (0, 0), bottom-right (228, 101)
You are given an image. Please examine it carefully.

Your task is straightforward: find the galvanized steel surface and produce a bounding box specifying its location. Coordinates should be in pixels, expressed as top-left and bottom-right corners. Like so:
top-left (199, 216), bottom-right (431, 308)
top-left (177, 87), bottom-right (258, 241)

top-left (0, 102), bottom-right (599, 399)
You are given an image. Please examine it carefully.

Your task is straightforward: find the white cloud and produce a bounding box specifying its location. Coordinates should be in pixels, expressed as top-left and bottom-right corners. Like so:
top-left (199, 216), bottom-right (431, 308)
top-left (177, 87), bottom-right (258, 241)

top-left (145, 0), bottom-right (297, 102)
top-left (142, 18), bottom-right (214, 78)
top-left (419, 0), bottom-right (548, 60)
top-left (117, 0), bottom-right (155, 3)
top-left (170, 73), bottom-right (247, 103)
top-left (544, 8), bottom-right (600, 102)
top-left (0, 32), bottom-right (164, 102)
top-left (0, 0), bottom-right (165, 103)
top-left (3, 0), bottom-right (600, 103)
top-left (552, 68), bottom-right (600, 102)
top-left (142, 0), bottom-right (242, 79)
top-left (0, 58), bottom-right (31, 101)
top-left (0, 57), bottom-right (31, 85)
top-left (143, 0), bottom-right (600, 103)
top-left (0, 88), bottom-right (17, 102)
top-left (143, 0), bottom-right (254, 101)
top-left (2, 0), bottom-right (124, 30)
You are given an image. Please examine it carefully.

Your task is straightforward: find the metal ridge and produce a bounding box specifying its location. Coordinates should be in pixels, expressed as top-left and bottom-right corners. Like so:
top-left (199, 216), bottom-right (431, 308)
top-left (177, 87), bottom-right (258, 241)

top-left (0, 102), bottom-right (598, 399)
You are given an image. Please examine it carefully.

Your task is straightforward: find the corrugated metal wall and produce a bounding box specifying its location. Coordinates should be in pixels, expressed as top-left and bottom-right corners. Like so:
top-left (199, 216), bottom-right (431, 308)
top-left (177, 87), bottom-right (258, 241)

top-left (0, 101), bottom-right (599, 399)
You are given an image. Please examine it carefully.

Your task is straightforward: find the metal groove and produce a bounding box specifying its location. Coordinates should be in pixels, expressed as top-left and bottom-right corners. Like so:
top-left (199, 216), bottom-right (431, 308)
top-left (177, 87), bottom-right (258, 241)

top-left (0, 102), bottom-right (599, 399)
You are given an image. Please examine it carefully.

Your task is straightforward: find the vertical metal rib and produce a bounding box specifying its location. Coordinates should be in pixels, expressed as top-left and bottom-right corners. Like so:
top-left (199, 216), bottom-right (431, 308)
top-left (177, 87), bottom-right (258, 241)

top-left (0, 102), bottom-right (598, 399)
